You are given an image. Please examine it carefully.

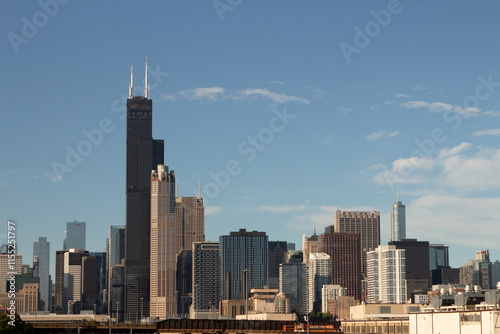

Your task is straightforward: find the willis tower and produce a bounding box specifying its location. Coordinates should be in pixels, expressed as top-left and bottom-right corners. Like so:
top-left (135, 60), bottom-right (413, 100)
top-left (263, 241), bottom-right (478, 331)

top-left (125, 58), bottom-right (164, 320)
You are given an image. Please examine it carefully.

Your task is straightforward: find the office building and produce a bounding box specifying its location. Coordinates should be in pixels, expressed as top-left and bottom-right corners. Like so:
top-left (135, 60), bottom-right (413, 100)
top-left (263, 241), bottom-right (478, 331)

top-left (110, 260), bottom-right (125, 321)
top-left (390, 190), bottom-right (406, 242)
top-left (107, 225), bottom-right (125, 315)
top-left (91, 251), bottom-right (107, 314)
top-left (321, 284), bottom-right (347, 314)
top-left (176, 250), bottom-right (192, 316)
top-left (367, 245), bottom-right (406, 304)
top-left (302, 230), bottom-right (319, 264)
top-left (63, 249), bottom-right (91, 314)
top-left (492, 260), bottom-right (500, 287)
top-left (192, 242), bottom-right (220, 319)
top-left (33, 236), bottom-right (50, 311)
top-left (269, 241), bottom-right (288, 289)
top-left (333, 210), bottom-right (380, 276)
top-left (64, 221), bottom-right (86, 251)
top-left (0, 254), bottom-right (22, 293)
top-left (389, 239), bottom-right (430, 299)
top-left (460, 250), bottom-right (492, 290)
top-left (279, 261), bottom-right (308, 315)
top-left (307, 253), bottom-right (331, 312)
top-left (220, 229), bottom-right (269, 301)
top-left (429, 244), bottom-right (449, 271)
top-left (319, 232), bottom-right (361, 301)
top-left (125, 59), bottom-right (164, 319)
top-left (150, 164), bottom-right (176, 318)
top-left (175, 196), bottom-right (205, 251)
top-left (81, 255), bottom-right (98, 311)
top-left (55, 250), bottom-right (66, 313)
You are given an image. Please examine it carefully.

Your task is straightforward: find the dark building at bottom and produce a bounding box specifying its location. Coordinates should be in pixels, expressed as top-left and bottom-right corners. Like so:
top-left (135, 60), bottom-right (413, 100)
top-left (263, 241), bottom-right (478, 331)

top-left (319, 231), bottom-right (361, 301)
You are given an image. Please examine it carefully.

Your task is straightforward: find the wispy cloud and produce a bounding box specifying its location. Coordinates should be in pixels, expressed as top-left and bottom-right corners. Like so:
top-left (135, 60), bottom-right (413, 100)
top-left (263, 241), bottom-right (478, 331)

top-left (472, 129), bottom-right (500, 137)
top-left (235, 88), bottom-right (310, 104)
top-left (259, 205), bottom-right (306, 213)
top-left (369, 105), bottom-right (379, 111)
top-left (164, 87), bottom-right (225, 102)
top-left (412, 84), bottom-right (428, 91)
top-left (483, 111), bottom-right (500, 117)
top-left (205, 206), bottom-right (222, 215)
top-left (268, 80), bottom-right (285, 85)
top-left (338, 106), bottom-right (351, 114)
top-left (307, 86), bottom-right (328, 99)
top-left (164, 86), bottom-right (310, 104)
top-left (365, 130), bottom-right (400, 141)
top-left (385, 100), bottom-right (396, 105)
top-left (7, 170), bottom-right (17, 174)
top-left (395, 94), bottom-right (410, 98)
top-left (401, 101), bottom-right (481, 117)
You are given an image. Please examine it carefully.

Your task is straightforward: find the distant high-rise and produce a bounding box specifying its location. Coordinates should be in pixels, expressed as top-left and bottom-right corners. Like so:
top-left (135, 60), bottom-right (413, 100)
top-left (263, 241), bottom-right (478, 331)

top-left (176, 250), bottom-right (192, 315)
top-left (125, 59), bottom-right (164, 319)
top-left (307, 253), bottom-right (331, 312)
top-left (367, 245), bottom-right (406, 304)
top-left (0, 254), bottom-right (22, 293)
top-left (150, 164), bottom-right (176, 318)
top-left (33, 237), bottom-right (50, 311)
top-left (319, 232), bottom-right (361, 301)
top-left (429, 244), bottom-right (449, 271)
top-left (64, 221), bottom-right (86, 251)
top-left (63, 249), bottom-right (91, 314)
top-left (333, 210), bottom-right (380, 276)
top-left (91, 251), bottom-right (107, 314)
top-left (302, 230), bottom-right (319, 264)
top-left (220, 229), bottom-right (269, 301)
top-left (390, 187), bottom-right (406, 242)
top-left (55, 250), bottom-right (67, 313)
top-left (389, 239), bottom-right (430, 299)
top-left (175, 196), bottom-right (205, 251)
top-left (268, 241), bottom-right (288, 289)
top-left (279, 261), bottom-right (308, 315)
top-left (107, 225), bottom-right (125, 316)
top-left (192, 242), bottom-right (220, 318)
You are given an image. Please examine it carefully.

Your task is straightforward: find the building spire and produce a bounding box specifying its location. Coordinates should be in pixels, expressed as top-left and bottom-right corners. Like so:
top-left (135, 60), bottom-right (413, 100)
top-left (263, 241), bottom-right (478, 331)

top-left (198, 180), bottom-right (201, 198)
top-left (144, 55), bottom-right (150, 98)
top-left (397, 181), bottom-right (399, 202)
top-left (128, 65), bottom-right (134, 98)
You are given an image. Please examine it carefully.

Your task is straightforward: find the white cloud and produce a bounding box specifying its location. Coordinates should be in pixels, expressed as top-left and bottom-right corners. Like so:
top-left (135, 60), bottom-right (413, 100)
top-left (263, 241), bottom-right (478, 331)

top-left (472, 129), bottom-right (500, 137)
top-left (205, 206), bottom-right (222, 215)
top-left (483, 111), bottom-right (500, 117)
top-left (163, 87), bottom-right (225, 102)
top-left (235, 88), bottom-right (310, 104)
top-left (259, 205), bottom-right (306, 213)
top-left (369, 105), bottom-right (379, 111)
top-left (268, 80), bottom-right (285, 85)
top-left (338, 106), bottom-right (351, 114)
top-left (412, 84), bottom-right (428, 91)
top-left (385, 100), bottom-right (396, 105)
top-left (409, 195), bottom-right (500, 248)
top-left (395, 94), bottom-right (410, 98)
top-left (365, 130), bottom-right (399, 141)
top-left (307, 86), bottom-right (328, 99)
top-left (401, 100), bottom-right (480, 117)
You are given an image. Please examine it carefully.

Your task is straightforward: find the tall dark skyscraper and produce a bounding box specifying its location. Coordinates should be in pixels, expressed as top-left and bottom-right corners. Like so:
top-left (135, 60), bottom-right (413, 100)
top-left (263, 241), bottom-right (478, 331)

top-left (125, 59), bottom-right (164, 320)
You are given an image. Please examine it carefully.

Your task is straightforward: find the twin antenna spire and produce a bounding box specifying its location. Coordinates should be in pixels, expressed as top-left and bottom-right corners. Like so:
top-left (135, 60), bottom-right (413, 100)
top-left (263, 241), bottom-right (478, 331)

top-left (128, 56), bottom-right (150, 99)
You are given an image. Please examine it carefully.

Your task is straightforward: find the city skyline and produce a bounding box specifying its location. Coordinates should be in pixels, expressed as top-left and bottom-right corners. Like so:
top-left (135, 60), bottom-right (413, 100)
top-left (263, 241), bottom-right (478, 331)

top-left (2, 2), bottom-right (500, 277)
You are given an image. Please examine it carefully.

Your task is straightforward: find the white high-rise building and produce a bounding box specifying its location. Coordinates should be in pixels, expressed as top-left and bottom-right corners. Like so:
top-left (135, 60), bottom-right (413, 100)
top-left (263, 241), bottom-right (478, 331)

top-left (307, 253), bottom-right (331, 312)
top-left (390, 187), bottom-right (406, 242)
top-left (367, 245), bottom-right (406, 304)
top-left (321, 284), bottom-right (347, 313)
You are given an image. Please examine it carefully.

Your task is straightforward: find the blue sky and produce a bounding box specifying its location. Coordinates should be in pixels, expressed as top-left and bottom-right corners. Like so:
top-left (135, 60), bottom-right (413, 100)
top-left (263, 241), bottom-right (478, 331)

top-left (2, 1), bottom-right (500, 278)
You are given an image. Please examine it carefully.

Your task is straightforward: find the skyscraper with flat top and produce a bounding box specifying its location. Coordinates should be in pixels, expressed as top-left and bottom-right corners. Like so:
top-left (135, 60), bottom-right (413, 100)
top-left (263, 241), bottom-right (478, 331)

top-left (64, 221), bottom-right (85, 251)
top-left (125, 59), bottom-right (164, 319)
top-left (33, 237), bottom-right (50, 311)
top-left (334, 210), bottom-right (380, 277)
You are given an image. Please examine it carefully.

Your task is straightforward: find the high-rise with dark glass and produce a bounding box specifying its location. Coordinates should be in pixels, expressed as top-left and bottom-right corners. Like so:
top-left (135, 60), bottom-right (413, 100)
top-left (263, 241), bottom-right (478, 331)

top-left (125, 59), bottom-right (164, 320)
top-left (33, 237), bottom-right (50, 311)
top-left (220, 229), bottom-right (268, 301)
top-left (64, 221), bottom-right (86, 251)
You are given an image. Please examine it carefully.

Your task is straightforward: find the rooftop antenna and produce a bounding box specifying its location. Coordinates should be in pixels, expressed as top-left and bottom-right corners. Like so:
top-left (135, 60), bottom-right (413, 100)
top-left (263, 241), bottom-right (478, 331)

top-left (144, 55), bottom-right (150, 98)
top-left (128, 65), bottom-right (134, 98)
top-left (397, 181), bottom-right (400, 202)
